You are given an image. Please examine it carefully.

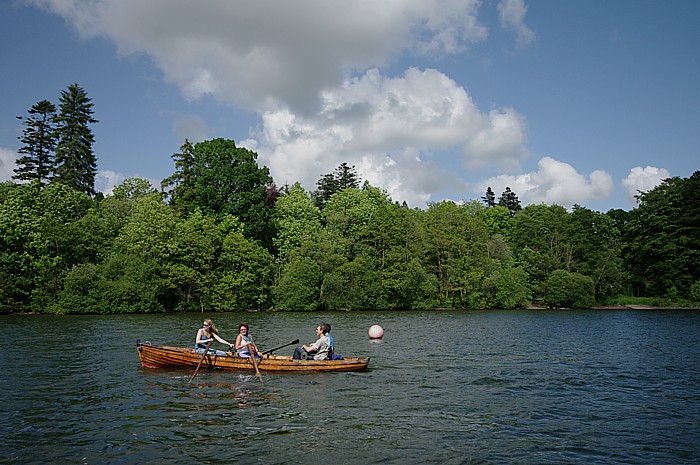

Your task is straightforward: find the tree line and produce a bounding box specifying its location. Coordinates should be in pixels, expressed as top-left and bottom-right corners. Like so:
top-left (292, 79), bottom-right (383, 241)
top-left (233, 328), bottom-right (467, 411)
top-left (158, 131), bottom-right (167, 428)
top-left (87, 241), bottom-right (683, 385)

top-left (2, 87), bottom-right (699, 314)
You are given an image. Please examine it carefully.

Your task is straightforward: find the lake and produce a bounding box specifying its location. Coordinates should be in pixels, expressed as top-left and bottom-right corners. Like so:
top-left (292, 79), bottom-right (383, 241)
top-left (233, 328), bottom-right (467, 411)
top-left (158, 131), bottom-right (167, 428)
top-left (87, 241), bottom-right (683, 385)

top-left (1, 309), bottom-right (699, 464)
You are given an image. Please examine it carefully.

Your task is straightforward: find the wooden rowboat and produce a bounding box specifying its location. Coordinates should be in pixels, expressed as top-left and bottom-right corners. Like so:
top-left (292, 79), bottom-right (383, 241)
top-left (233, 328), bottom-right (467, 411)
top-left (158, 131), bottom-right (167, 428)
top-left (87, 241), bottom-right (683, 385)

top-left (137, 340), bottom-right (370, 373)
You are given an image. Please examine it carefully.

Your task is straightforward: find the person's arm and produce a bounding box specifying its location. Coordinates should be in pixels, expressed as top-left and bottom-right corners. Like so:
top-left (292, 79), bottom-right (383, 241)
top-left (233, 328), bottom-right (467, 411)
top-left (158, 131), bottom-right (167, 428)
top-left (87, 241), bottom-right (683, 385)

top-left (213, 333), bottom-right (232, 347)
top-left (302, 338), bottom-right (321, 353)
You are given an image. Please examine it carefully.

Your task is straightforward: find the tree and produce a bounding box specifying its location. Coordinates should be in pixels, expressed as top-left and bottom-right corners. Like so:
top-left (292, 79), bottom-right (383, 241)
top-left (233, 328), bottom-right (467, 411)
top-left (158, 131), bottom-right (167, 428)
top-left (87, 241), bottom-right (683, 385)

top-left (13, 100), bottom-right (57, 186)
top-left (273, 183), bottom-right (322, 265)
top-left (623, 172), bottom-right (700, 297)
top-left (161, 139), bottom-right (195, 216)
top-left (544, 270), bottom-right (596, 308)
top-left (568, 205), bottom-right (626, 299)
top-left (214, 231), bottom-right (274, 310)
top-left (53, 83), bottom-right (99, 196)
top-left (312, 162), bottom-right (361, 209)
top-left (189, 138), bottom-right (275, 247)
top-left (498, 187), bottom-right (522, 215)
top-left (273, 256), bottom-right (323, 311)
top-left (482, 266), bottom-right (529, 309)
top-left (481, 186), bottom-right (496, 207)
top-left (423, 201), bottom-right (490, 307)
top-left (112, 178), bottom-right (158, 202)
top-left (509, 204), bottom-right (572, 297)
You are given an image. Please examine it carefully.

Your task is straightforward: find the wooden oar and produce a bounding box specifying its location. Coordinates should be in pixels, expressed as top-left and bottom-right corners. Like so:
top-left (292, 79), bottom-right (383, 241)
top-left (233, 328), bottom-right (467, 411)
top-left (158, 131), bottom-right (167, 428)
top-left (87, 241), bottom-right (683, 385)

top-left (188, 340), bottom-right (212, 383)
top-left (249, 336), bottom-right (264, 384)
top-left (262, 339), bottom-right (300, 355)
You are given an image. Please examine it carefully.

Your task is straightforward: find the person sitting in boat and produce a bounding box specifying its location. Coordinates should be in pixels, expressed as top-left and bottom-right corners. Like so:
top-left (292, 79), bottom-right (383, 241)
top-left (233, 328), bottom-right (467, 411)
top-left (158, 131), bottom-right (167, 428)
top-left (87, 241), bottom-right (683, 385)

top-left (234, 323), bottom-right (262, 358)
top-left (293, 323), bottom-right (333, 360)
top-left (195, 319), bottom-right (234, 356)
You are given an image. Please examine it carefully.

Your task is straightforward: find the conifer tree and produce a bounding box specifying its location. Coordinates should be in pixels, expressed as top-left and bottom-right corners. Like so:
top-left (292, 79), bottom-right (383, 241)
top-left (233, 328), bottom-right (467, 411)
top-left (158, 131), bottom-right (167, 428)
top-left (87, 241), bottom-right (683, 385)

top-left (13, 100), bottom-right (58, 186)
top-left (161, 139), bottom-right (196, 216)
top-left (498, 186), bottom-right (522, 215)
top-left (53, 83), bottom-right (98, 196)
top-left (312, 162), bottom-right (360, 209)
top-left (481, 186), bottom-right (496, 207)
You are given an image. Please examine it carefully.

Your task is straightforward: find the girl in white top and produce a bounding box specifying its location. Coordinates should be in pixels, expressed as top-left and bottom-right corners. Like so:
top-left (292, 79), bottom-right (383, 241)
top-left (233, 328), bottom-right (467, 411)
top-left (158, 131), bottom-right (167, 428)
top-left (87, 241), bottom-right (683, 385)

top-left (235, 323), bottom-right (262, 358)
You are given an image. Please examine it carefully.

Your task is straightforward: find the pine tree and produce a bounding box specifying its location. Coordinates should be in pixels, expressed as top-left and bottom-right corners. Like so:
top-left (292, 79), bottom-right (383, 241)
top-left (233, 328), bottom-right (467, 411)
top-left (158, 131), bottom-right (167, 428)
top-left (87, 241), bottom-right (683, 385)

top-left (13, 100), bottom-right (58, 186)
top-left (161, 139), bottom-right (196, 216)
top-left (312, 162), bottom-right (361, 209)
top-left (481, 186), bottom-right (496, 207)
top-left (54, 83), bottom-right (98, 196)
top-left (498, 186), bottom-right (522, 215)
top-left (335, 162), bottom-right (360, 190)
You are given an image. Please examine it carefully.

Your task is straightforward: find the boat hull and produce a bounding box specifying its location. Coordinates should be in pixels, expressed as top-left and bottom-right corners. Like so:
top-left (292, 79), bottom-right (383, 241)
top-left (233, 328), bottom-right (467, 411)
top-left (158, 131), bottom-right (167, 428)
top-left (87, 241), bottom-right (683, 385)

top-left (137, 341), bottom-right (369, 372)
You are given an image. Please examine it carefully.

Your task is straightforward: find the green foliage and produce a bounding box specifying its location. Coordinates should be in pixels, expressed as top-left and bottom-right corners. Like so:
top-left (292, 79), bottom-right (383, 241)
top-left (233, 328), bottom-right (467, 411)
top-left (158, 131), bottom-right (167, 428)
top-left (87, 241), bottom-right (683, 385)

top-left (423, 201), bottom-right (490, 307)
top-left (498, 187), bottom-right (522, 215)
top-left (113, 194), bottom-right (178, 260)
top-left (689, 280), bottom-right (700, 302)
top-left (622, 172), bottom-right (700, 297)
top-left (481, 186), bottom-right (496, 207)
top-left (312, 162), bottom-right (361, 209)
top-left (510, 204), bottom-right (572, 295)
top-left (544, 270), bottom-right (596, 308)
top-left (51, 254), bottom-right (164, 314)
top-left (213, 231), bottom-right (274, 310)
top-left (14, 100), bottom-right (57, 186)
top-left (483, 266), bottom-right (530, 309)
top-left (189, 138), bottom-right (275, 246)
top-left (161, 139), bottom-right (196, 217)
top-left (567, 205), bottom-right (627, 299)
top-left (3, 117), bottom-right (695, 313)
top-left (382, 256), bottom-right (439, 309)
top-left (321, 254), bottom-right (386, 310)
top-left (273, 256), bottom-right (323, 311)
top-left (53, 83), bottom-right (98, 196)
top-left (0, 182), bottom-right (94, 312)
top-left (112, 178), bottom-right (159, 201)
top-left (273, 183), bottom-right (322, 263)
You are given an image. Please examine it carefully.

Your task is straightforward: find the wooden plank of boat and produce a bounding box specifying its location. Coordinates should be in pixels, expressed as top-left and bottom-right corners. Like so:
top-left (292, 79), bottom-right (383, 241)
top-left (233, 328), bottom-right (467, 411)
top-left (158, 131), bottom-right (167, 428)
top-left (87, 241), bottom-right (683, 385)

top-left (137, 340), bottom-right (369, 372)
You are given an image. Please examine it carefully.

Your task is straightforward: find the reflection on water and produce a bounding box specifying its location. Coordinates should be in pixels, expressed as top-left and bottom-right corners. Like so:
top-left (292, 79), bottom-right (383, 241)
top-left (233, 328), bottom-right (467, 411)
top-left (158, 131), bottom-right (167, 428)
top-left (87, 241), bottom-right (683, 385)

top-left (1, 310), bottom-right (699, 464)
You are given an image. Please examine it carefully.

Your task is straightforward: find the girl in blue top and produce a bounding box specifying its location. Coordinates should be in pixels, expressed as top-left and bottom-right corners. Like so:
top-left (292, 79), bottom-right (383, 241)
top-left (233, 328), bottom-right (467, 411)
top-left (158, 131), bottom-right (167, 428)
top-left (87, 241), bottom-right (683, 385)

top-left (195, 319), bottom-right (234, 356)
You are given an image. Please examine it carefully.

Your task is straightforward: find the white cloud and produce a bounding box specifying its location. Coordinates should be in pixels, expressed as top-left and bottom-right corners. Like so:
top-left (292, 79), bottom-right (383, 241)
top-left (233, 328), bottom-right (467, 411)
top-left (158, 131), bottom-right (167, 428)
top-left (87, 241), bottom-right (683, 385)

top-left (621, 166), bottom-right (670, 204)
top-left (477, 157), bottom-right (613, 208)
top-left (95, 170), bottom-right (125, 196)
top-left (29, 0), bottom-right (535, 207)
top-left (250, 68), bottom-right (523, 207)
top-left (31, 0), bottom-right (489, 115)
top-left (0, 148), bottom-right (17, 182)
top-left (497, 0), bottom-right (536, 48)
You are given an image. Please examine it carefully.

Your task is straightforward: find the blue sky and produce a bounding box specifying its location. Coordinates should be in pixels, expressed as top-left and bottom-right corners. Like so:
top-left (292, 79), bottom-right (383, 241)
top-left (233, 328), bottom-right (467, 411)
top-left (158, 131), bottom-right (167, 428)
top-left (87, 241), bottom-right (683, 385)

top-left (1, 0), bottom-right (698, 212)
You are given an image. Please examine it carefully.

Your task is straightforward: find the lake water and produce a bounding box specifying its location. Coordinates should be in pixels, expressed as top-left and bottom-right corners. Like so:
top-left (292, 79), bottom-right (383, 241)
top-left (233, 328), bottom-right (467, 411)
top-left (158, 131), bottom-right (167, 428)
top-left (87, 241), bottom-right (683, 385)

top-left (1, 310), bottom-right (699, 464)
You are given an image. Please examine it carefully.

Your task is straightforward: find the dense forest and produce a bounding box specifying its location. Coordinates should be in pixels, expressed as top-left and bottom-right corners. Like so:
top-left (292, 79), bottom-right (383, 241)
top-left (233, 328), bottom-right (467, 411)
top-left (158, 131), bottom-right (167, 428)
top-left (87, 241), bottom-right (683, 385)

top-left (2, 85), bottom-right (699, 314)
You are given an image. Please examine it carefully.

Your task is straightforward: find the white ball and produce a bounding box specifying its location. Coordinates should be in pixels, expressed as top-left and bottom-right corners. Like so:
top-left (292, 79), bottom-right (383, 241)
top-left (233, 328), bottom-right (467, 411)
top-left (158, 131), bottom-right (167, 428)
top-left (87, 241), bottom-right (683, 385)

top-left (368, 324), bottom-right (384, 339)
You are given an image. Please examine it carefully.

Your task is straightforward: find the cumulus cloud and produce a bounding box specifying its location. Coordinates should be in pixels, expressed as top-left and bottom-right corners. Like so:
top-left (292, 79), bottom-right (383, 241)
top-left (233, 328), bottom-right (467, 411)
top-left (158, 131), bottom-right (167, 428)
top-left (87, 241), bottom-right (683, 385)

top-left (497, 0), bottom-right (536, 47)
top-left (95, 170), bottom-right (125, 196)
top-left (0, 148), bottom-right (17, 182)
top-left (477, 157), bottom-right (613, 208)
top-left (30, 0), bottom-right (490, 115)
top-left (250, 68), bottom-right (523, 207)
top-left (621, 166), bottom-right (670, 204)
top-left (28, 0), bottom-right (537, 207)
